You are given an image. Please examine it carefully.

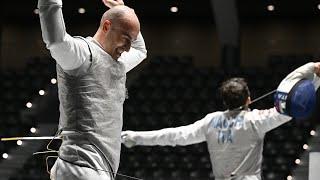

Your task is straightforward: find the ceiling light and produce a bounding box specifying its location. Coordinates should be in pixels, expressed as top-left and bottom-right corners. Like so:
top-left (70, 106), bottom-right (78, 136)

top-left (30, 127), bottom-right (37, 134)
top-left (2, 153), bottom-right (8, 159)
top-left (39, 90), bottom-right (45, 96)
top-left (51, 78), bottom-right (57, 84)
top-left (267, 5), bottom-right (275, 11)
top-left (310, 130), bottom-right (316, 136)
top-left (78, 8), bottom-right (86, 14)
top-left (17, 140), bottom-right (23, 146)
top-left (26, 102), bottom-right (32, 108)
top-left (170, 6), bottom-right (178, 13)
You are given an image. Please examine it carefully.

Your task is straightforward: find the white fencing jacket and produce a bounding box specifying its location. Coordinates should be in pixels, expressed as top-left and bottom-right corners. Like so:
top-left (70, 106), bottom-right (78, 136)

top-left (127, 63), bottom-right (320, 180)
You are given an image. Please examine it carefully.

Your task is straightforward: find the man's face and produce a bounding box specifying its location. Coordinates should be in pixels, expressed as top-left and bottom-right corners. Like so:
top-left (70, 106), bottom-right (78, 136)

top-left (106, 25), bottom-right (139, 60)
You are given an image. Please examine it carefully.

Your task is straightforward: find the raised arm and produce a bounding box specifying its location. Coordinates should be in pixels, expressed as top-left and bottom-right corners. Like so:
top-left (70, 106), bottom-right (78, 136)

top-left (38, 0), bottom-right (90, 70)
top-left (118, 32), bottom-right (147, 73)
top-left (121, 114), bottom-right (213, 147)
top-left (252, 62), bottom-right (320, 137)
top-left (280, 62), bottom-right (320, 90)
top-left (101, 0), bottom-right (147, 73)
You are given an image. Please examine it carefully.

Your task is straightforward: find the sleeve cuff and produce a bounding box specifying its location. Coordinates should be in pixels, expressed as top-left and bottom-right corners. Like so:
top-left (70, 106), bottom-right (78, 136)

top-left (300, 62), bottom-right (315, 73)
top-left (38, 0), bottom-right (62, 8)
top-left (131, 32), bottom-right (146, 49)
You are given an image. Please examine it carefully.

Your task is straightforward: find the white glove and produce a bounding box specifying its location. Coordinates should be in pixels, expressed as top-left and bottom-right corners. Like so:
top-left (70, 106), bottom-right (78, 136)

top-left (102, 0), bottom-right (124, 8)
top-left (121, 131), bottom-right (137, 148)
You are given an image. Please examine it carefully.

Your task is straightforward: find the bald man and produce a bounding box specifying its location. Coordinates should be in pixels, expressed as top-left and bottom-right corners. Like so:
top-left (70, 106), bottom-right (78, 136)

top-left (38, 0), bottom-right (147, 179)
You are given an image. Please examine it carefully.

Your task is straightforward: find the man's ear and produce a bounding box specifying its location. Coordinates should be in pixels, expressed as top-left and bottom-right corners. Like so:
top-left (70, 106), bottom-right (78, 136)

top-left (103, 20), bottom-right (112, 32)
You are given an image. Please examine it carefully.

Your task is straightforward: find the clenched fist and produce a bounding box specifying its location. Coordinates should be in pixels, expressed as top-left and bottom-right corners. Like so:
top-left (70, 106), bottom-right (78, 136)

top-left (121, 131), bottom-right (137, 148)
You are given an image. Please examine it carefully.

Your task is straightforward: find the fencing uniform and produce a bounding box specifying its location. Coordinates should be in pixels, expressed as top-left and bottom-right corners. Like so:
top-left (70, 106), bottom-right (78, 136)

top-left (124, 62), bottom-right (320, 180)
top-left (38, 0), bottom-right (147, 179)
top-left (130, 108), bottom-right (289, 180)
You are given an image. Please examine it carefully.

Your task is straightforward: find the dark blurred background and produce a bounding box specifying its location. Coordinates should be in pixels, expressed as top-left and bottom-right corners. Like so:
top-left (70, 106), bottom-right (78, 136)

top-left (0, 0), bottom-right (319, 180)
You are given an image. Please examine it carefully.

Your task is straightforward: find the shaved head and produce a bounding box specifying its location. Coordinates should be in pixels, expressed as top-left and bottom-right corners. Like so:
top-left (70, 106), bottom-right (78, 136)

top-left (100, 5), bottom-right (140, 32)
top-left (94, 5), bottom-right (141, 60)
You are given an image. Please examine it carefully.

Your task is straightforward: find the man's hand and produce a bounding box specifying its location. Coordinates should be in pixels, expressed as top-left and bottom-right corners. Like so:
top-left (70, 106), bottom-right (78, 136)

top-left (102, 0), bottom-right (124, 9)
top-left (121, 131), bottom-right (137, 148)
top-left (315, 62), bottom-right (320, 77)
